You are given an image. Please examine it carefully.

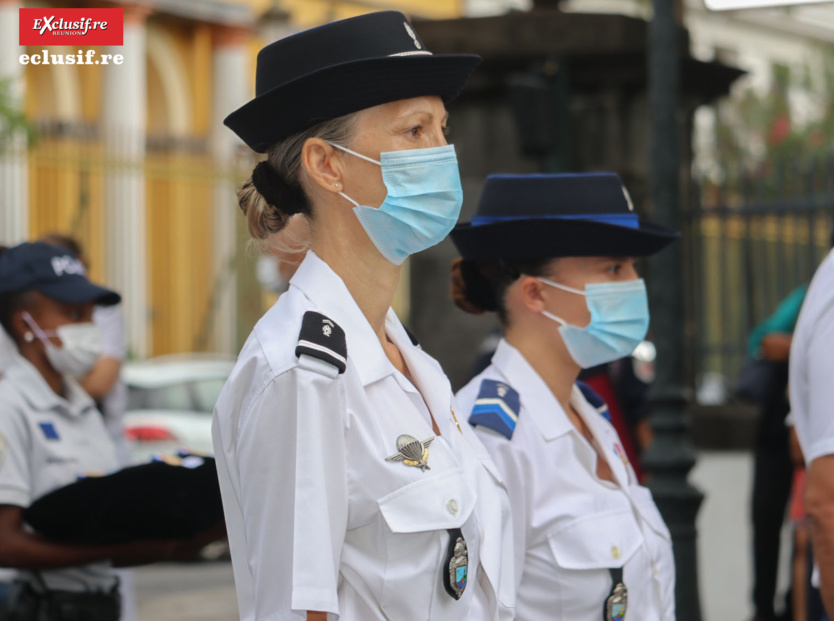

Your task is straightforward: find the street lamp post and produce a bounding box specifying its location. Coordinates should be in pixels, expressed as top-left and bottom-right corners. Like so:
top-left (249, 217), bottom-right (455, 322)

top-left (645, 0), bottom-right (705, 620)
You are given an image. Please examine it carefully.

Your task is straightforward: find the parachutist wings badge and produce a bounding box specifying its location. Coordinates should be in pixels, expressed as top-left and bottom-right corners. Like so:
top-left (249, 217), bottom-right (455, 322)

top-left (386, 434), bottom-right (434, 471)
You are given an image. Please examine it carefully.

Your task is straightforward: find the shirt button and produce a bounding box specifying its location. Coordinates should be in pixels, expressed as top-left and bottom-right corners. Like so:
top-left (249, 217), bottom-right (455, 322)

top-left (447, 499), bottom-right (459, 515)
top-left (611, 545), bottom-right (621, 560)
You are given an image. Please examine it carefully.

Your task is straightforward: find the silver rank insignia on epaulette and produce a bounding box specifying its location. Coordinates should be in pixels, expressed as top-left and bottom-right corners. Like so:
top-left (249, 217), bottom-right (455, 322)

top-left (385, 434), bottom-right (434, 471)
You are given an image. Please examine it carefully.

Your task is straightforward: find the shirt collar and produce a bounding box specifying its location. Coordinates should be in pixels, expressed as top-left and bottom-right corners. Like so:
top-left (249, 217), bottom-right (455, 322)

top-left (290, 251), bottom-right (395, 387)
top-left (5, 356), bottom-right (97, 418)
top-left (490, 338), bottom-right (573, 441)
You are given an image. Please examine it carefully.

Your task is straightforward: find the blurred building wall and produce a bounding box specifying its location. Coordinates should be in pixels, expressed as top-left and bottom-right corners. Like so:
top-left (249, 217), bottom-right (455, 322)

top-left (2, 0), bottom-right (485, 359)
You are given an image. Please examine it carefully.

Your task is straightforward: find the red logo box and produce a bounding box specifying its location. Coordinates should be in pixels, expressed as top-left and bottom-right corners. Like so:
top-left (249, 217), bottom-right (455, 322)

top-left (19, 8), bottom-right (123, 46)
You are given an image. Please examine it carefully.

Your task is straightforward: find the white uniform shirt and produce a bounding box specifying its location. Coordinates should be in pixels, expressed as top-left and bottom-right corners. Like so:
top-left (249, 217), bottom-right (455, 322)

top-left (790, 249), bottom-right (834, 463)
top-left (457, 339), bottom-right (676, 621)
top-left (0, 356), bottom-right (120, 592)
top-left (212, 251), bottom-right (515, 621)
top-left (0, 329), bottom-right (16, 375)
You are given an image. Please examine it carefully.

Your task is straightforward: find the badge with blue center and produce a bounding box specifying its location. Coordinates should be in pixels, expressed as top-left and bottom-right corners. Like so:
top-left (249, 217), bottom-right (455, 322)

top-left (604, 568), bottom-right (628, 621)
top-left (443, 528), bottom-right (468, 600)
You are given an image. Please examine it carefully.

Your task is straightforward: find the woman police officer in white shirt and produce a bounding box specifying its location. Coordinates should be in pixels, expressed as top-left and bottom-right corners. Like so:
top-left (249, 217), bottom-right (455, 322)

top-left (212, 12), bottom-right (515, 621)
top-left (451, 173), bottom-right (680, 621)
top-left (0, 242), bottom-right (206, 620)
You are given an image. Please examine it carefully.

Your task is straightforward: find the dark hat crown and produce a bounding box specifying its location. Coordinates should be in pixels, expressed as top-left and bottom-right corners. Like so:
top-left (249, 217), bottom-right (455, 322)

top-left (473, 173), bottom-right (636, 227)
top-left (256, 11), bottom-right (430, 97)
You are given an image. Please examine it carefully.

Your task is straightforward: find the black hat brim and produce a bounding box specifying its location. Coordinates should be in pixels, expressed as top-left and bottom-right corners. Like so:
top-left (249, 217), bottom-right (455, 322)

top-left (37, 279), bottom-right (121, 307)
top-left (225, 54), bottom-right (481, 153)
top-left (450, 218), bottom-right (681, 261)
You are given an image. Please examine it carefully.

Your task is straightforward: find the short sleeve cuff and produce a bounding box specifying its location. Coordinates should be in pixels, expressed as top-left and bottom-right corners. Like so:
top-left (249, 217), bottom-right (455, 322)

top-left (0, 486), bottom-right (30, 509)
top-left (291, 587), bottom-right (339, 617)
top-left (806, 438), bottom-right (834, 465)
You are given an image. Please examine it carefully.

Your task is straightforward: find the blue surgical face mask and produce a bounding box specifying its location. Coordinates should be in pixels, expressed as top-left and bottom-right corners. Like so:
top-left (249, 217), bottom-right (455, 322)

top-left (330, 143), bottom-right (463, 265)
top-left (538, 277), bottom-right (650, 368)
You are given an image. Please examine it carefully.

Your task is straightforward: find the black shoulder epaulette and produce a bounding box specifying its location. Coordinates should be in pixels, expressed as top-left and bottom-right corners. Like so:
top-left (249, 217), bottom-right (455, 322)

top-left (403, 325), bottom-right (420, 348)
top-left (576, 380), bottom-right (611, 423)
top-left (295, 311), bottom-right (347, 374)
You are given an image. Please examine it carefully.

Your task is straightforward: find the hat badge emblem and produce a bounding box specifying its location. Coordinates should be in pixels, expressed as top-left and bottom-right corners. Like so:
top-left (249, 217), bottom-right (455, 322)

top-left (322, 318), bottom-right (334, 337)
top-left (497, 384), bottom-right (508, 398)
top-left (622, 186), bottom-right (635, 212)
top-left (403, 22), bottom-right (422, 50)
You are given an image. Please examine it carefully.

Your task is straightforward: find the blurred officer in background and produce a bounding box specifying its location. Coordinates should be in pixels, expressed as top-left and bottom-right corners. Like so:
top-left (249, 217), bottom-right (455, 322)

top-left (38, 234), bottom-right (135, 621)
top-left (38, 235), bottom-right (130, 465)
top-left (451, 173), bottom-right (679, 621)
top-left (0, 242), bottom-right (196, 621)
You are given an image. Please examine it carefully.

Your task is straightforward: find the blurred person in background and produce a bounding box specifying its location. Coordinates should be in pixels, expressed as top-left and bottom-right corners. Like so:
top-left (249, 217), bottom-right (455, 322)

top-left (0, 242), bottom-right (201, 621)
top-left (255, 214), bottom-right (311, 296)
top-left (38, 234), bottom-right (135, 621)
top-left (745, 282), bottom-right (808, 621)
top-left (0, 245), bottom-right (14, 612)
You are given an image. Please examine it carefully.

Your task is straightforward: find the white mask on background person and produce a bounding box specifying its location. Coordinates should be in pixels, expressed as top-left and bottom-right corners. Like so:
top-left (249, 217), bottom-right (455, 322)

top-left (256, 255), bottom-right (290, 295)
top-left (22, 312), bottom-right (102, 379)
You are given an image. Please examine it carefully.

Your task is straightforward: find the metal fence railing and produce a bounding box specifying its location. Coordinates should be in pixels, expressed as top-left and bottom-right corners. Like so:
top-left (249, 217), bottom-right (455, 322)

top-left (686, 157), bottom-right (834, 401)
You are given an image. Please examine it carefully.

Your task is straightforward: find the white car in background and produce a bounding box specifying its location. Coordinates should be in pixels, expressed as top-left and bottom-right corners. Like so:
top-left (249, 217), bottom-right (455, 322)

top-left (122, 355), bottom-right (235, 464)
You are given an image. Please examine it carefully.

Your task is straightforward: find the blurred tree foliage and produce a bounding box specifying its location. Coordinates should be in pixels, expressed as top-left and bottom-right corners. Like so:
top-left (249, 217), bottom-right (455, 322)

top-left (0, 77), bottom-right (33, 149)
top-left (710, 50), bottom-right (834, 194)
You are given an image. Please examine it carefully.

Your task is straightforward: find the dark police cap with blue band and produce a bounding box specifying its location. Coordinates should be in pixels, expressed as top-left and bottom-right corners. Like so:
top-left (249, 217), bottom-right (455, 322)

top-left (451, 173), bottom-right (680, 261)
top-left (0, 242), bottom-right (121, 306)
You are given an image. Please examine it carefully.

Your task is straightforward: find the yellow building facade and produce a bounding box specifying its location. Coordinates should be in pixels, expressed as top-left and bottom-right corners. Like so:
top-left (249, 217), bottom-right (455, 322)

top-left (2, 0), bottom-right (459, 357)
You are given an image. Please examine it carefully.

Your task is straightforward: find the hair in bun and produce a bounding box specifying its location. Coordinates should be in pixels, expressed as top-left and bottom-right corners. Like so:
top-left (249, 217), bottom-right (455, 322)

top-left (450, 257), bottom-right (555, 325)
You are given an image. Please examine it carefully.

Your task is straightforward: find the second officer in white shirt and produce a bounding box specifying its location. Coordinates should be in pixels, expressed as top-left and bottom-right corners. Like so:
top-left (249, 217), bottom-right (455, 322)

top-left (451, 173), bottom-right (680, 621)
top-left (212, 12), bottom-right (514, 621)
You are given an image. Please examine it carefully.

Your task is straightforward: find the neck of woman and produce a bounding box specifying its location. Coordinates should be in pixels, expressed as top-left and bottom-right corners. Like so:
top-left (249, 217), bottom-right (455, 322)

top-left (311, 232), bottom-right (400, 340)
top-left (21, 347), bottom-right (64, 396)
top-left (505, 325), bottom-right (581, 413)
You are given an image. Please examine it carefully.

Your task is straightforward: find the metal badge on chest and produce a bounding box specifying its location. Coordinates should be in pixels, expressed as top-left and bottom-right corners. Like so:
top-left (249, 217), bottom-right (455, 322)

top-left (443, 528), bottom-right (468, 600)
top-left (385, 434), bottom-right (434, 471)
top-left (604, 568), bottom-right (628, 621)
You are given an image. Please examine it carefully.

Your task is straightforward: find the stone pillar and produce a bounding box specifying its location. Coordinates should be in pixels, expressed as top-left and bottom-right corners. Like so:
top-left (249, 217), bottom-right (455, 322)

top-left (0, 0), bottom-right (28, 245)
top-left (210, 25), bottom-right (249, 354)
top-left (102, 4), bottom-right (150, 357)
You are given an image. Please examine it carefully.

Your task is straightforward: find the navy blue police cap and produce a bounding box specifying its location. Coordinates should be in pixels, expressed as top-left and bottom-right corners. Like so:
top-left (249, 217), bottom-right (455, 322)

top-left (0, 242), bottom-right (121, 306)
top-left (225, 11), bottom-right (481, 153)
top-left (450, 173), bottom-right (680, 261)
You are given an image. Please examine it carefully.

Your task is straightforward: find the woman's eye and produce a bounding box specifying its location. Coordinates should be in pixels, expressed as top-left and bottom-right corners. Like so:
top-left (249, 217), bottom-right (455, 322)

top-left (607, 264), bottom-right (622, 275)
top-left (408, 125), bottom-right (422, 138)
top-left (442, 125), bottom-right (451, 137)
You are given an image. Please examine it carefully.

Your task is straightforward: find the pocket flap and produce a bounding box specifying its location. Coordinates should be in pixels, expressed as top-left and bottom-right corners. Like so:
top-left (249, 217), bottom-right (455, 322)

top-left (378, 469), bottom-right (476, 534)
top-left (548, 511), bottom-right (643, 570)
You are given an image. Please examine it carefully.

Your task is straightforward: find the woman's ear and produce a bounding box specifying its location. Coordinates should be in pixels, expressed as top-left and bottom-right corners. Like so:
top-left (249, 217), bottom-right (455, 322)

top-left (301, 137), bottom-right (345, 194)
top-left (518, 276), bottom-right (548, 314)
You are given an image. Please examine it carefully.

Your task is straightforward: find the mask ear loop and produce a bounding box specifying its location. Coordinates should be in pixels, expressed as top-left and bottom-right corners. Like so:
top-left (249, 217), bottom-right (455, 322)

top-left (329, 142), bottom-right (382, 208)
top-left (21, 312), bottom-right (58, 346)
top-left (537, 278), bottom-right (586, 327)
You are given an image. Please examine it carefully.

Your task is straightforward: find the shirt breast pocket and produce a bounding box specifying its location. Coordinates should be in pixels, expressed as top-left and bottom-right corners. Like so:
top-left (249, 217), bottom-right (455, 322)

top-left (546, 511), bottom-right (644, 620)
top-left (378, 468), bottom-right (477, 621)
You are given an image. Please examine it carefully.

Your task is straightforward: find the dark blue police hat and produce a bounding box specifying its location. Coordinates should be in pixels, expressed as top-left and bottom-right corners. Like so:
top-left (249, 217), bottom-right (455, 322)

top-left (0, 242), bottom-right (121, 306)
top-left (225, 11), bottom-right (481, 153)
top-left (450, 173), bottom-right (680, 261)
